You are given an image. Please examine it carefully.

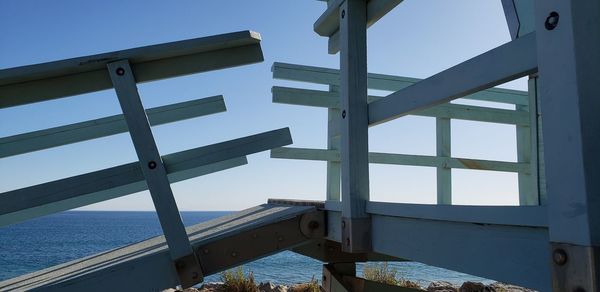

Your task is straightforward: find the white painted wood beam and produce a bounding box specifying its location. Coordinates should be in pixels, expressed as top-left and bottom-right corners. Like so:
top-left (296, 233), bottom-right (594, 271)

top-left (368, 33), bottom-right (538, 126)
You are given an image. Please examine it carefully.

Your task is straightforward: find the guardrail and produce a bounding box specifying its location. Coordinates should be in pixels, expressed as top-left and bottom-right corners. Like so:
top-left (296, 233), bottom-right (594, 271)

top-left (270, 62), bottom-right (543, 206)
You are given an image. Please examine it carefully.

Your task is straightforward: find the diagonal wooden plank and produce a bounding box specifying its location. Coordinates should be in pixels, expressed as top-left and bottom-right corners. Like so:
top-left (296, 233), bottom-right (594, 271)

top-left (368, 33), bottom-right (538, 126)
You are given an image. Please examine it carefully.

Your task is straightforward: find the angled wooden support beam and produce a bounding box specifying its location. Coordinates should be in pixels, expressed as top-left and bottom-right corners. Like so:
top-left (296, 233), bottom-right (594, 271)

top-left (314, 0), bottom-right (403, 54)
top-left (501, 0), bottom-right (535, 40)
top-left (534, 1), bottom-right (600, 290)
top-left (0, 95), bottom-right (226, 158)
top-left (368, 33), bottom-right (538, 126)
top-left (0, 30), bottom-right (262, 108)
top-left (108, 59), bottom-right (200, 286)
top-left (0, 128), bottom-right (291, 227)
top-left (322, 263), bottom-right (421, 292)
top-left (272, 63), bottom-right (530, 105)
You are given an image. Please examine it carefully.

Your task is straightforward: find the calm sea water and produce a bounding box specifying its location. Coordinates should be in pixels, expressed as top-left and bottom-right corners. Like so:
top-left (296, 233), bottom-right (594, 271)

top-left (0, 211), bottom-right (491, 286)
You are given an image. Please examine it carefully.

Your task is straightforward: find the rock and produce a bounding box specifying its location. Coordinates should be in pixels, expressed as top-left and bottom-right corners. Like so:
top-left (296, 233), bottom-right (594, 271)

top-left (428, 281), bottom-right (459, 292)
top-left (459, 282), bottom-right (493, 292)
top-left (488, 282), bottom-right (536, 292)
top-left (198, 282), bottom-right (225, 292)
top-left (258, 282), bottom-right (288, 292)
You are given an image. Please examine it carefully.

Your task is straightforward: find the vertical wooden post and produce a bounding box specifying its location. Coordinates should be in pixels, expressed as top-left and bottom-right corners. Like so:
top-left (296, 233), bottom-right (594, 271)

top-left (436, 117), bottom-right (452, 204)
top-left (327, 85), bottom-right (342, 202)
top-left (339, 0), bottom-right (371, 252)
top-left (516, 77), bottom-right (540, 205)
top-left (534, 1), bottom-right (600, 290)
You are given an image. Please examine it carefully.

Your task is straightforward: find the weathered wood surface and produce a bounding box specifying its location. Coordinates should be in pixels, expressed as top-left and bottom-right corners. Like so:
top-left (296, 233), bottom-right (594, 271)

top-left (0, 95), bottom-right (226, 158)
top-left (0, 204), bottom-right (316, 291)
top-left (0, 31), bottom-right (263, 108)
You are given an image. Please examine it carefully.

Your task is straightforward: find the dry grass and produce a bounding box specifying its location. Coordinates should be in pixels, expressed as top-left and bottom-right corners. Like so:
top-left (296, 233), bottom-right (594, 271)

top-left (363, 262), bottom-right (399, 285)
top-left (289, 276), bottom-right (320, 292)
top-left (220, 267), bottom-right (258, 292)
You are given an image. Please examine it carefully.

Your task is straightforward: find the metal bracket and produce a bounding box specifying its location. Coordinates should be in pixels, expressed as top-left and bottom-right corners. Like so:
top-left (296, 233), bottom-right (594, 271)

top-left (341, 217), bottom-right (372, 253)
top-left (551, 242), bottom-right (600, 292)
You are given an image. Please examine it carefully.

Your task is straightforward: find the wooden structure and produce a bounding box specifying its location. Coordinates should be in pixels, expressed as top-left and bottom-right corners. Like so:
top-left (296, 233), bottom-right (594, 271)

top-left (1, 1), bottom-right (600, 291)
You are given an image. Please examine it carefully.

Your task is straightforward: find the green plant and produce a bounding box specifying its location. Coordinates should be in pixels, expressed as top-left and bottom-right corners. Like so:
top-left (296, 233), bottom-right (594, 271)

top-left (362, 262), bottom-right (399, 285)
top-left (289, 276), bottom-right (320, 292)
top-left (220, 266), bottom-right (258, 292)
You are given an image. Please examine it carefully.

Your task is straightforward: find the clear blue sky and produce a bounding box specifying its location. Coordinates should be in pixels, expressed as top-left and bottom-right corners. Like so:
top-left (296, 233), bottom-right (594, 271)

top-left (0, 0), bottom-right (526, 210)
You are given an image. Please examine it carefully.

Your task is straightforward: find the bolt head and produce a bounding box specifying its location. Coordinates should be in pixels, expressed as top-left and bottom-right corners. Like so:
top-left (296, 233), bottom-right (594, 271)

top-left (308, 220), bottom-right (320, 230)
top-left (341, 10), bottom-right (345, 19)
top-left (148, 161), bottom-right (157, 169)
top-left (342, 110), bottom-right (346, 119)
top-left (553, 248), bottom-right (568, 265)
top-left (116, 67), bottom-right (125, 76)
top-left (545, 11), bottom-right (559, 30)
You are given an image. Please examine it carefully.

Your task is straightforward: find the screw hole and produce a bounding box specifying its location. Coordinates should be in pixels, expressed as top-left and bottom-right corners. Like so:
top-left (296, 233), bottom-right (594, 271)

top-left (341, 10), bottom-right (345, 19)
top-left (342, 110), bottom-right (346, 119)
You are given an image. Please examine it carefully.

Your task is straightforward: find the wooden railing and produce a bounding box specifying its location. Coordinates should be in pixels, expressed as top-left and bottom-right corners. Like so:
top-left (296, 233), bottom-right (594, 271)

top-left (270, 62), bottom-right (543, 205)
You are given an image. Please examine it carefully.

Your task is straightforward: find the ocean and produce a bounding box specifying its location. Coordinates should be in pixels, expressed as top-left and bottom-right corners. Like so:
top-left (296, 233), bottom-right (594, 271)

top-left (0, 211), bottom-right (491, 287)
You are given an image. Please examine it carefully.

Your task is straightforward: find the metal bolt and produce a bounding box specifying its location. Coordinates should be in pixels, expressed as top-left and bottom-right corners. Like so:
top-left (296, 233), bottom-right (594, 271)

top-left (341, 10), bottom-right (345, 19)
top-left (203, 249), bottom-right (209, 254)
top-left (308, 220), bottom-right (320, 230)
top-left (116, 67), bottom-right (125, 76)
top-left (148, 161), bottom-right (157, 169)
top-left (342, 110), bottom-right (346, 119)
top-left (553, 248), bottom-right (568, 266)
top-left (231, 252), bottom-right (237, 257)
top-left (545, 11), bottom-right (559, 30)
top-left (341, 220), bottom-right (346, 229)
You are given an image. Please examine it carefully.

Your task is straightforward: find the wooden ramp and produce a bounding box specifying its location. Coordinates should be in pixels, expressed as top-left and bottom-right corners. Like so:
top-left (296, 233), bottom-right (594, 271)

top-left (0, 203), bottom-right (324, 292)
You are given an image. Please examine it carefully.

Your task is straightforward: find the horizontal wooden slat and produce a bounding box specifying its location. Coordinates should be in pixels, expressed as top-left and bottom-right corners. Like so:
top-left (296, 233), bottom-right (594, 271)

top-left (366, 201), bottom-right (547, 227)
top-left (272, 86), bottom-right (529, 125)
top-left (368, 33), bottom-right (538, 125)
top-left (0, 31), bottom-right (263, 108)
top-left (0, 128), bottom-right (292, 226)
top-left (0, 95), bottom-right (226, 158)
top-left (272, 63), bottom-right (529, 105)
top-left (271, 147), bottom-right (529, 173)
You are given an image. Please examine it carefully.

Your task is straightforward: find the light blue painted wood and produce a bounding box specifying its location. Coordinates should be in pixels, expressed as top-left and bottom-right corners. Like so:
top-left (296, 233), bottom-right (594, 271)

top-left (368, 33), bottom-right (538, 126)
top-left (109, 60), bottom-right (193, 261)
top-left (0, 95), bottom-right (226, 158)
top-left (272, 86), bottom-right (530, 125)
top-left (0, 128), bottom-right (292, 227)
top-left (436, 118), bottom-right (452, 205)
top-left (0, 31), bottom-right (262, 108)
top-left (271, 147), bottom-right (529, 173)
top-left (272, 63), bottom-right (529, 105)
top-left (0, 204), bottom-right (316, 291)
